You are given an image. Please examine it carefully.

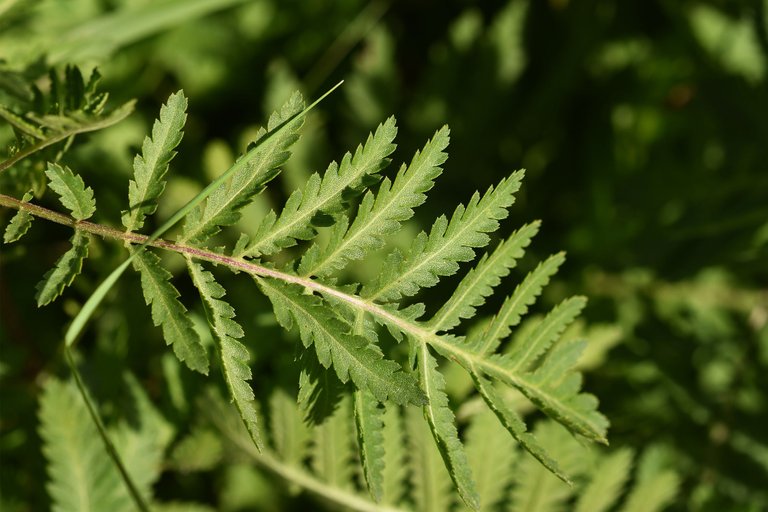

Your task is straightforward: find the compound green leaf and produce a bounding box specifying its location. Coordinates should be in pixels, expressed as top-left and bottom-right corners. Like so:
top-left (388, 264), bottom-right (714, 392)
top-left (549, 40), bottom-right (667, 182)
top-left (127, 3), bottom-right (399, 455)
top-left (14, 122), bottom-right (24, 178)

top-left (365, 171), bottom-right (524, 304)
top-left (3, 191), bottom-right (33, 243)
top-left (298, 126), bottom-right (449, 278)
top-left (236, 116), bottom-right (397, 258)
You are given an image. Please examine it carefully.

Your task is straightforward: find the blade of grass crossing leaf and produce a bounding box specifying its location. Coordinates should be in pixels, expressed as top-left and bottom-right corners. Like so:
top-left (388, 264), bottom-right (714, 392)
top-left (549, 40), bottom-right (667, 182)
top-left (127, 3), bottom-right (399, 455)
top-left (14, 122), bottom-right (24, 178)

top-left (417, 343), bottom-right (480, 511)
top-left (235, 116), bottom-right (398, 258)
top-left (187, 260), bottom-right (263, 450)
top-left (39, 375), bottom-right (134, 512)
top-left (63, 350), bottom-right (149, 512)
top-left (64, 80), bottom-right (343, 348)
top-left (354, 389), bottom-right (385, 501)
top-left (298, 125), bottom-right (450, 278)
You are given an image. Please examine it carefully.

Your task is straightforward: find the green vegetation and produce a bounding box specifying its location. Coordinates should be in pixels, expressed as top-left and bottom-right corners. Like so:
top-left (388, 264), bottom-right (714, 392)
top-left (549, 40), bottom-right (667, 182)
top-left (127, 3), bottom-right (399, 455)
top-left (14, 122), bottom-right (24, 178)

top-left (1, 1), bottom-right (766, 511)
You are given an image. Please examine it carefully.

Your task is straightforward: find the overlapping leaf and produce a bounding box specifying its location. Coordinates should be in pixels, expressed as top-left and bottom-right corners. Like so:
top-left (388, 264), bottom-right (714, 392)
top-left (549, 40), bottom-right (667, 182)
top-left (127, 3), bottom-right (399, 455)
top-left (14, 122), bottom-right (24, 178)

top-left (3, 191), bottom-right (33, 243)
top-left (258, 278), bottom-right (426, 406)
top-left (363, 171), bottom-right (524, 304)
top-left (180, 92), bottom-right (305, 245)
top-left (298, 126), bottom-right (449, 277)
top-left (235, 116), bottom-right (397, 258)
top-left (417, 344), bottom-right (479, 510)
top-left (39, 378), bottom-right (133, 512)
top-left (188, 261), bottom-right (263, 450)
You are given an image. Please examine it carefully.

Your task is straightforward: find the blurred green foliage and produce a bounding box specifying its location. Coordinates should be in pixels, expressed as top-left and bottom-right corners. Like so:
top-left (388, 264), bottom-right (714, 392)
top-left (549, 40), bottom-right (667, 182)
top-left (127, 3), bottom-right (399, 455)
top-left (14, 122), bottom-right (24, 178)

top-left (1, 0), bottom-right (766, 510)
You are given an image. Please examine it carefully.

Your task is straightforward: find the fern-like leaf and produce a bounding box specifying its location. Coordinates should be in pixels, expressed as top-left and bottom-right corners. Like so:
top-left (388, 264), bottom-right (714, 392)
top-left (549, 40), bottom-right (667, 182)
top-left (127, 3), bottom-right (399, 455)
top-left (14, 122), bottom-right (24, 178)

top-left (469, 252), bottom-right (565, 355)
top-left (429, 221), bottom-right (540, 332)
top-left (235, 116), bottom-right (397, 258)
top-left (381, 404), bottom-right (407, 505)
top-left (269, 388), bottom-right (311, 468)
top-left (508, 422), bottom-right (588, 512)
top-left (45, 163), bottom-right (95, 220)
top-left (132, 249), bottom-right (208, 374)
top-left (39, 378), bottom-right (133, 512)
top-left (620, 448), bottom-right (680, 512)
top-left (188, 260), bottom-right (263, 449)
top-left (3, 191), bottom-right (33, 243)
top-left (310, 395), bottom-right (354, 489)
top-left (470, 336), bottom-right (608, 443)
top-left (504, 296), bottom-right (587, 373)
top-left (111, 373), bottom-right (175, 503)
top-left (180, 92), bottom-right (305, 245)
top-left (354, 389), bottom-right (386, 501)
top-left (407, 405), bottom-right (454, 512)
top-left (35, 231), bottom-right (90, 306)
top-left (364, 171), bottom-right (524, 304)
top-left (122, 90), bottom-right (187, 231)
top-left (464, 410), bottom-right (517, 511)
top-left (417, 344), bottom-right (480, 510)
top-left (0, 66), bottom-right (135, 174)
top-left (468, 371), bottom-right (568, 483)
top-left (298, 126), bottom-right (449, 277)
top-left (575, 448), bottom-right (634, 512)
top-left (258, 278), bottom-right (426, 405)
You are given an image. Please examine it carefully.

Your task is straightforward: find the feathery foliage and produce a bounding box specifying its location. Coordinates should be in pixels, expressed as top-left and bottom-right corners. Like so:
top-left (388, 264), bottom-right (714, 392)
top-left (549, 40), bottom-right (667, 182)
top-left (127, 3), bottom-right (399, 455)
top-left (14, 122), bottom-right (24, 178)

top-left (39, 378), bottom-right (133, 512)
top-left (258, 277), bottom-right (425, 405)
top-left (298, 125), bottom-right (449, 278)
top-left (235, 116), bottom-right (397, 258)
top-left (5, 86), bottom-right (615, 511)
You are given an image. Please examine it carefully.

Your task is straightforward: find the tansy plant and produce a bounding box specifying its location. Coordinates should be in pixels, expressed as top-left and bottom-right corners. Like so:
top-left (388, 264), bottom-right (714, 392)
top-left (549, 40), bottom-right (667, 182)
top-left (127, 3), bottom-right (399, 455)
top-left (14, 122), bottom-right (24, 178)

top-left (1, 68), bottom-right (677, 512)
